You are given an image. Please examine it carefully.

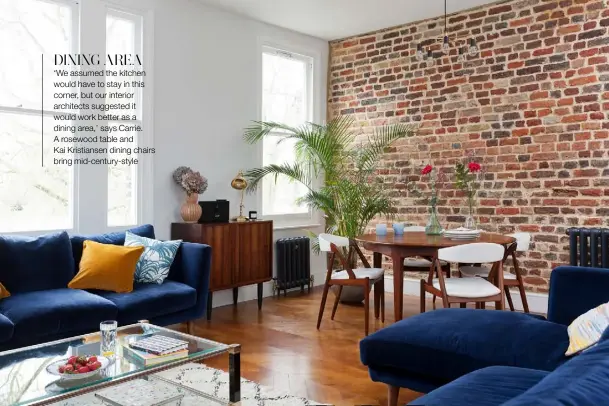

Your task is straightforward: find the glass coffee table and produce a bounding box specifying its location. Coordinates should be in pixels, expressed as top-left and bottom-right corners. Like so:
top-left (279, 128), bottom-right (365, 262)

top-left (0, 323), bottom-right (240, 405)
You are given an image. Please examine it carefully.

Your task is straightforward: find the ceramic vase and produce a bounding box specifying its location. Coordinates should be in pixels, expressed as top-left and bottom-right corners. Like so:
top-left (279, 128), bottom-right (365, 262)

top-left (180, 193), bottom-right (201, 223)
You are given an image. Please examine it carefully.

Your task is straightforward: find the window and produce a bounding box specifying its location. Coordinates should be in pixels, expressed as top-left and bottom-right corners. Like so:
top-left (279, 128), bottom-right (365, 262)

top-left (0, 0), bottom-right (76, 232)
top-left (0, 0), bottom-right (150, 234)
top-left (261, 46), bottom-right (313, 217)
top-left (106, 10), bottom-right (142, 227)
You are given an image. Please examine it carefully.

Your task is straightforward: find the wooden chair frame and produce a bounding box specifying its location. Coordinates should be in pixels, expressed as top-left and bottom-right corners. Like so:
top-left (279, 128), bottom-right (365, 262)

top-left (316, 239), bottom-right (385, 336)
top-left (421, 255), bottom-right (505, 312)
top-left (502, 242), bottom-right (530, 313)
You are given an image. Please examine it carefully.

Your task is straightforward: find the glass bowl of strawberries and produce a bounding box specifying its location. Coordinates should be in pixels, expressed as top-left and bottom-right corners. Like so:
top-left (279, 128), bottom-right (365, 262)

top-left (46, 355), bottom-right (110, 380)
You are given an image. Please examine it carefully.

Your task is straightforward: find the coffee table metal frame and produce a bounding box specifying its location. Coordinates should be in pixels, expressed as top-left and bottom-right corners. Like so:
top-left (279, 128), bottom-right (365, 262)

top-left (0, 322), bottom-right (241, 406)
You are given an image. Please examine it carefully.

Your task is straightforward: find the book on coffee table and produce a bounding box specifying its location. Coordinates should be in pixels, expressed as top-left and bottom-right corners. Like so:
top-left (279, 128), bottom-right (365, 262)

top-left (130, 334), bottom-right (189, 355)
top-left (123, 345), bottom-right (188, 366)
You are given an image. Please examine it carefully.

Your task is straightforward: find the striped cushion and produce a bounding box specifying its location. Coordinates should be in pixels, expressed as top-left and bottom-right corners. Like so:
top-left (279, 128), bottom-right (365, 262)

top-left (565, 301), bottom-right (609, 356)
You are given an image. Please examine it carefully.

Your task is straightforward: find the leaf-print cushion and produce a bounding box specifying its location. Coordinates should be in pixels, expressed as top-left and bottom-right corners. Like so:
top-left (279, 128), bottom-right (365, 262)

top-left (124, 231), bottom-right (182, 284)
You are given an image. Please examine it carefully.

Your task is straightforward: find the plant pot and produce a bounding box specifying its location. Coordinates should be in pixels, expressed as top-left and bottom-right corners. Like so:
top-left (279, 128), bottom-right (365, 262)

top-left (180, 193), bottom-right (201, 223)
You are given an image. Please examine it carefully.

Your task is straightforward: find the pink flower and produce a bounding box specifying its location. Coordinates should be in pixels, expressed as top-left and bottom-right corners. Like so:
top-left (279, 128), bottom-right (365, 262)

top-left (421, 164), bottom-right (433, 175)
top-left (468, 162), bottom-right (481, 173)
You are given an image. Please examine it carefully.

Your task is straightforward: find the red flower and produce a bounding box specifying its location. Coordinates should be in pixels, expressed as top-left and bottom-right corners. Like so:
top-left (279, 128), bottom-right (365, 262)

top-left (421, 164), bottom-right (433, 175)
top-left (468, 162), bottom-right (481, 173)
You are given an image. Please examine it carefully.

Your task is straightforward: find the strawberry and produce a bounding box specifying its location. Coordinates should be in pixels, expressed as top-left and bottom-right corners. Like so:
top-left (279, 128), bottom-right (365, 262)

top-left (77, 366), bottom-right (90, 374)
top-left (87, 356), bottom-right (97, 363)
top-left (58, 365), bottom-right (66, 373)
top-left (67, 356), bottom-right (78, 366)
top-left (76, 356), bottom-right (88, 365)
top-left (63, 364), bottom-right (74, 373)
top-left (89, 361), bottom-right (102, 370)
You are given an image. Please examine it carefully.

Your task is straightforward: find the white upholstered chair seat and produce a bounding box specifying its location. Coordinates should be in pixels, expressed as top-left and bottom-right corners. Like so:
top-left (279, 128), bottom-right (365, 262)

top-left (432, 277), bottom-right (501, 298)
top-left (460, 265), bottom-right (517, 280)
top-left (332, 267), bottom-right (384, 281)
top-left (404, 257), bottom-right (448, 268)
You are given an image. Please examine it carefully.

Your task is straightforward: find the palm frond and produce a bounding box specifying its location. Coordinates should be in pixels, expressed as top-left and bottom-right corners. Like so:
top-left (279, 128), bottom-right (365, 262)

top-left (356, 123), bottom-right (416, 174)
top-left (243, 121), bottom-right (301, 144)
top-left (243, 163), bottom-right (312, 193)
top-left (243, 115), bottom-right (409, 243)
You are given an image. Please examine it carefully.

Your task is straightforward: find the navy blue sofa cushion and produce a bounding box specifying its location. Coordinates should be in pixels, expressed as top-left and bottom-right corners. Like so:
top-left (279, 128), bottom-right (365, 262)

top-left (0, 232), bottom-right (75, 293)
top-left (361, 309), bottom-right (569, 384)
top-left (92, 281), bottom-right (197, 324)
top-left (504, 338), bottom-right (609, 405)
top-left (0, 289), bottom-right (117, 339)
top-left (70, 224), bottom-right (155, 267)
top-left (409, 366), bottom-right (548, 406)
top-left (0, 314), bottom-right (14, 343)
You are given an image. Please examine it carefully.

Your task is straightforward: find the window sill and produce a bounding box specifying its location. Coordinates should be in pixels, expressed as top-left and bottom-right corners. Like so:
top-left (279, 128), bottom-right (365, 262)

top-left (272, 223), bottom-right (322, 231)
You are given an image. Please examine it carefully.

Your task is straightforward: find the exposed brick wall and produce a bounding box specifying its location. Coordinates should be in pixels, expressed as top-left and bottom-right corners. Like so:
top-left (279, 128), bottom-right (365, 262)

top-left (328, 0), bottom-right (609, 292)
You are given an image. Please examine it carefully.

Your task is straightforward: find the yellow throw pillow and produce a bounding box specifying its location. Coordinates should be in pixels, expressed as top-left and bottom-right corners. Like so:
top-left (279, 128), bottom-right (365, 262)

top-left (565, 301), bottom-right (609, 356)
top-left (0, 282), bottom-right (10, 299)
top-left (68, 240), bottom-right (144, 293)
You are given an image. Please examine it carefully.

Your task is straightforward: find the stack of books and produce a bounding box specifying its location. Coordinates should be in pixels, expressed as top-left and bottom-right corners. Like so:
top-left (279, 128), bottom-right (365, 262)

top-left (123, 334), bottom-right (189, 366)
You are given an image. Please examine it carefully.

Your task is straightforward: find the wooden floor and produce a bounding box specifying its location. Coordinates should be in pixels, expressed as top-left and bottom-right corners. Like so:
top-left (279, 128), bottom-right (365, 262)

top-left (172, 287), bottom-right (424, 406)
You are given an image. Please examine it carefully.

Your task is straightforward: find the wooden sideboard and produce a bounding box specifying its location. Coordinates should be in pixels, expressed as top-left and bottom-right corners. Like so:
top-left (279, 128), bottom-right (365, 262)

top-left (171, 221), bottom-right (273, 320)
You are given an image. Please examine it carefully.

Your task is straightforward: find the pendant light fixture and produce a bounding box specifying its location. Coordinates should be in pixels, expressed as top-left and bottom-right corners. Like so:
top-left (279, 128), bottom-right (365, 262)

top-left (414, 0), bottom-right (479, 63)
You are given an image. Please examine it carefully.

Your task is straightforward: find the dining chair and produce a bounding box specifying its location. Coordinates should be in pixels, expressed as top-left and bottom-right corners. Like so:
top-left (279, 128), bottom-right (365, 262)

top-left (403, 226), bottom-right (450, 310)
top-left (459, 233), bottom-right (531, 312)
top-left (420, 242), bottom-right (506, 312)
top-left (317, 233), bottom-right (385, 336)
top-left (403, 226), bottom-right (451, 276)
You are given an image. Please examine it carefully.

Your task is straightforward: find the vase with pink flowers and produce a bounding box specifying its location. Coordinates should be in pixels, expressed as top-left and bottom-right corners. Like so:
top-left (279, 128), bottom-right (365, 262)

top-left (455, 160), bottom-right (483, 230)
top-left (173, 166), bottom-right (208, 223)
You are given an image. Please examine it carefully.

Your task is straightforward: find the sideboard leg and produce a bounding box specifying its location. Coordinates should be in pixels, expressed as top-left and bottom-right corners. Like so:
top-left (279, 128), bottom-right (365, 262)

top-left (257, 282), bottom-right (263, 310)
top-left (232, 287), bottom-right (239, 306)
top-left (206, 292), bottom-right (213, 321)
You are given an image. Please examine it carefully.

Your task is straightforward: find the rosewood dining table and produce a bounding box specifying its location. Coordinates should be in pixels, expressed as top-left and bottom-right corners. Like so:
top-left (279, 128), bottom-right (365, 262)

top-left (356, 232), bottom-right (517, 321)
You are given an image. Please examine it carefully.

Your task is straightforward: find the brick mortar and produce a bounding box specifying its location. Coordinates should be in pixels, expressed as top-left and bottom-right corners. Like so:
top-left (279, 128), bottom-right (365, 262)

top-left (328, 0), bottom-right (609, 292)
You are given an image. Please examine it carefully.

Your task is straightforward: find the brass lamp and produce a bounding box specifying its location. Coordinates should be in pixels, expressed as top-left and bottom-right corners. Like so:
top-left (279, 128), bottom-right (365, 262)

top-left (231, 170), bottom-right (248, 222)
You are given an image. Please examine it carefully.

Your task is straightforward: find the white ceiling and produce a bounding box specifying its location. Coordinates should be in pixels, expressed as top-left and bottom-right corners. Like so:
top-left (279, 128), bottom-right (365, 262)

top-left (196, 0), bottom-right (501, 40)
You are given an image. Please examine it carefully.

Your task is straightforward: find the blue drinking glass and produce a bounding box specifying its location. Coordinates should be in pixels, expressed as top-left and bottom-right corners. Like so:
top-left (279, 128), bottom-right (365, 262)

top-left (393, 223), bottom-right (405, 235)
top-left (376, 224), bottom-right (387, 236)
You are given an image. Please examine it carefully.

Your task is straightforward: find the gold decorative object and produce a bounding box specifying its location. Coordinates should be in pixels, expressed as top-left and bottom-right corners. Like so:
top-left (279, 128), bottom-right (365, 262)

top-left (231, 170), bottom-right (248, 222)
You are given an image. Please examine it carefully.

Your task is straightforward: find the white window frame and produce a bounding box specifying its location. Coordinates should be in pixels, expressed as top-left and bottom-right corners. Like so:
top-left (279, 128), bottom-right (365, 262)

top-left (0, 0), bottom-right (79, 235)
top-left (257, 40), bottom-right (322, 230)
top-left (0, 0), bottom-right (154, 236)
top-left (104, 6), bottom-right (152, 229)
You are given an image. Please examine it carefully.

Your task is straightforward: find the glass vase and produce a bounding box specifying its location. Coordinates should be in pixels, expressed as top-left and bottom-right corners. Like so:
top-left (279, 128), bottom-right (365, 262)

top-left (464, 214), bottom-right (477, 230)
top-left (464, 198), bottom-right (477, 230)
top-left (425, 205), bottom-right (443, 235)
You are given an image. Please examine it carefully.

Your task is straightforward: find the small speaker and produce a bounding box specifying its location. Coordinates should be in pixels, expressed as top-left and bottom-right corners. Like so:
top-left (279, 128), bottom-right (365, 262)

top-left (198, 200), bottom-right (229, 223)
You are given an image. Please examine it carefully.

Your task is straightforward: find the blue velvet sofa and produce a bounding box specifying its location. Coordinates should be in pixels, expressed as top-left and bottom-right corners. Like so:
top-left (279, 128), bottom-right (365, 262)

top-left (360, 266), bottom-right (609, 405)
top-left (0, 225), bottom-right (211, 350)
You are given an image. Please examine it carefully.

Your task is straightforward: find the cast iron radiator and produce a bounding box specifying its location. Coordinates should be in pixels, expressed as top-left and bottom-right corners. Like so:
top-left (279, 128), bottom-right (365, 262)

top-left (274, 237), bottom-right (312, 296)
top-left (566, 228), bottom-right (609, 268)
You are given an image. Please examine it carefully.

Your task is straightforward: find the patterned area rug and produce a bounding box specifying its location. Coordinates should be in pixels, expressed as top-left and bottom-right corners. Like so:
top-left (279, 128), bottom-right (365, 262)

top-left (52, 363), bottom-right (324, 405)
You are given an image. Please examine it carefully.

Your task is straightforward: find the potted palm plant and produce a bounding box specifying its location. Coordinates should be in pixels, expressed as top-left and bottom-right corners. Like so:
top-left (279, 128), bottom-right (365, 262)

top-left (244, 116), bottom-right (415, 301)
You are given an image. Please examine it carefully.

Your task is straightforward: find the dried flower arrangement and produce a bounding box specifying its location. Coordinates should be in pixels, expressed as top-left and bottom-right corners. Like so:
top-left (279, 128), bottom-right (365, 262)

top-left (172, 166), bottom-right (208, 195)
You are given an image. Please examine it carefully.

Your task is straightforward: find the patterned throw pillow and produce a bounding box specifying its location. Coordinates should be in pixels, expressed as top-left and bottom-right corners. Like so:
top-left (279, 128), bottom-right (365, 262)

top-left (565, 301), bottom-right (609, 356)
top-left (124, 231), bottom-right (182, 284)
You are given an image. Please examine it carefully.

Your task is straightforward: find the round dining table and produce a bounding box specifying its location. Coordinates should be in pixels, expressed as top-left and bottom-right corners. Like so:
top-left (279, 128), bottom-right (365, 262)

top-left (356, 232), bottom-right (516, 321)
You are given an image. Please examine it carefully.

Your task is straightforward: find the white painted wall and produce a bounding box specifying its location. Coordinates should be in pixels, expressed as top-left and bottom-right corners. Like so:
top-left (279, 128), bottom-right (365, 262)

top-left (117, 0), bottom-right (329, 307)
